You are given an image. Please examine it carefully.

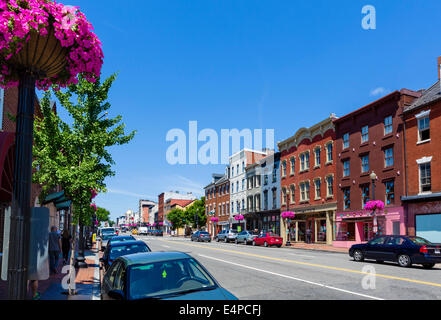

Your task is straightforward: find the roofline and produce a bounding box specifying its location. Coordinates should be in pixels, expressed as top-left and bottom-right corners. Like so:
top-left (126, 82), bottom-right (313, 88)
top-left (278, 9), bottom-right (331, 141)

top-left (333, 89), bottom-right (420, 124)
top-left (229, 148), bottom-right (268, 159)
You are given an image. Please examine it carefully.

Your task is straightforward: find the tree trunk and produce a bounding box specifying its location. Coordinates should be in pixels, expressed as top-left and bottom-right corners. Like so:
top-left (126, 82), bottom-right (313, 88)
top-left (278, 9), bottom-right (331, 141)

top-left (68, 223), bottom-right (77, 295)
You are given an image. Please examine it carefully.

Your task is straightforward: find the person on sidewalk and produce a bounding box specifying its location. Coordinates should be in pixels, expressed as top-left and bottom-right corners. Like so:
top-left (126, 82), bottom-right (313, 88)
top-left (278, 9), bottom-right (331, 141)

top-left (61, 230), bottom-right (72, 265)
top-left (306, 228), bottom-right (312, 244)
top-left (48, 226), bottom-right (62, 274)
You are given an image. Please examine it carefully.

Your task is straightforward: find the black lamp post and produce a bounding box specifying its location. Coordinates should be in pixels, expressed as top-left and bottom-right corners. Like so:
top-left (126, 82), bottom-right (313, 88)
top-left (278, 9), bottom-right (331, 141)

top-left (370, 171), bottom-right (377, 200)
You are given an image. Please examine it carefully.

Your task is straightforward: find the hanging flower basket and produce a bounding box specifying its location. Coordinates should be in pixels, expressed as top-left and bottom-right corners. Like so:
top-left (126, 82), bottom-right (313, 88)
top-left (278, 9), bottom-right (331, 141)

top-left (158, 222), bottom-right (163, 226)
top-left (364, 200), bottom-right (385, 212)
top-left (90, 202), bottom-right (96, 211)
top-left (281, 211), bottom-right (295, 220)
top-left (211, 217), bottom-right (219, 223)
top-left (234, 215), bottom-right (244, 221)
top-left (0, 0), bottom-right (103, 89)
top-left (90, 187), bottom-right (98, 200)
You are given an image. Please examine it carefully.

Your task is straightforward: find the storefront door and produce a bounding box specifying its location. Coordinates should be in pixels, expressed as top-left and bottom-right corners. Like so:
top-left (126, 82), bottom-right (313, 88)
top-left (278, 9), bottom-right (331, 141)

top-left (297, 221), bottom-right (306, 242)
top-left (347, 222), bottom-right (356, 241)
top-left (307, 218), bottom-right (315, 242)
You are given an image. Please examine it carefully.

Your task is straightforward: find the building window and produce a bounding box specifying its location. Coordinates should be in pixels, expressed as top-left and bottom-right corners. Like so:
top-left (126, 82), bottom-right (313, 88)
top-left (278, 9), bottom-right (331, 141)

top-left (343, 159), bottom-right (350, 177)
top-left (361, 185), bottom-right (370, 208)
top-left (241, 199), bottom-right (245, 210)
top-left (419, 162), bottom-right (431, 193)
top-left (418, 116), bottom-right (430, 142)
top-left (343, 187), bottom-right (350, 209)
top-left (242, 179), bottom-right (245, 191)
top-left (326, 176), bottom-right (334, 197)
top-left (385, 148), bottom-right (394, 167)
top-left (282, 188), bottom-right (287, 205)
top-left (236, 201), bottom-right (240, 213)
top-left (384, 116), bottom-right (393, 135)
top-left (263, 174), bottom-right (268, 185)
top-left (290, 185), bottom-right (295, 203)
top-left (272, 189), bottom-right (277, 209)
top-left (314, 179), bottom-right (321, 199)
top-left (236, 164), bottom-right (239, 175)
top-left (385, 180), bottom-right (395, 205)
top-left (361, 155), bottom-right (369, 173)
top-left (231, 202), bottom-right (234, 213)
top-left (290, 157), bottom-right (295, 175)
top-left (236, 182), bottom-right (239, 193)
top-left (343, 133), bottom-right (349, 149)
top-left (242, 161), bottom-right (245, 173)
top-left (263, 190), bottom-right (268, 210)
top-left (361, 125), bottom-right (369, 143)
top-left (272, 168), bottom-right (277, 182)
top-left (227, 203), bottom-right (229, 214)
top-left (282, 160), bottom-right (287, 177)
top-left (300, 154), bottom-right (305, 171)
top-left (306, 152), bottom-right (310, 170)
top-left (326, 143), bottom-right (333, 163)
top-left (315, 148), bottom-right (321, 167)
top-left (300, 182), bottom-right (310, 202)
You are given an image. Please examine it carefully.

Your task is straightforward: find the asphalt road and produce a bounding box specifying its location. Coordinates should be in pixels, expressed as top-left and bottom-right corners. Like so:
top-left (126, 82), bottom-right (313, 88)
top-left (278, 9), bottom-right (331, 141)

top-left (134, 235), bottom-right (441, 300)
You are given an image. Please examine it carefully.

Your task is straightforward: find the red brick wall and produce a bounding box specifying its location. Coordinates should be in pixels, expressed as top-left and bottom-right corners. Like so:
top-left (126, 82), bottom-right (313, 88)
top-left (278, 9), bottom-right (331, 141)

top-left (280, 129), bottom-right (336, 210)
top-left (158, 193), bottom-right (164, 223)
top-left (404, 101), bottom-right (441, 195)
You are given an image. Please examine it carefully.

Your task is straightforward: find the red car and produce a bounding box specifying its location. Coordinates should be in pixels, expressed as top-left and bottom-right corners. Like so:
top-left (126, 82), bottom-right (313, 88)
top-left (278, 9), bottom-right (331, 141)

top-left (252, 233), bottom-right (283, 248)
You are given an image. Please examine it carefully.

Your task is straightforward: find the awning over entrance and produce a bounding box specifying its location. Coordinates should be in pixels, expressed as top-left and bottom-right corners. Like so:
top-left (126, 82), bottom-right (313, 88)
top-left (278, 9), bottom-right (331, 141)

top-left (0, 132), bottom-right (15, 203)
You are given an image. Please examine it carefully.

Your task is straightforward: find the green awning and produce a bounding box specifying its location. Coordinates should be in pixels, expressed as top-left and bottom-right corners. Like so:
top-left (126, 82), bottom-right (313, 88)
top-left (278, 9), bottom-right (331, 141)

top-left (55, 200), bottom-right (71, 210)
top-left (42, 191), bottom-right (65, 205)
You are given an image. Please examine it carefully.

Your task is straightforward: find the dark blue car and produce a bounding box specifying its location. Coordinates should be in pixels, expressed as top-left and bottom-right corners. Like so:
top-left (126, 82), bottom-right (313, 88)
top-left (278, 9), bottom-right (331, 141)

top-left (100, 240), bottom-right (151, 271)
top-left (349, 235), bottom-right (441, 268)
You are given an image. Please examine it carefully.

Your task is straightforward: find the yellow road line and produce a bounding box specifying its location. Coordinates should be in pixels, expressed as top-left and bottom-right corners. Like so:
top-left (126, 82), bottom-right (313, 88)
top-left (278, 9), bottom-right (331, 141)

top-left (160, 239), bottom-right (441, 288)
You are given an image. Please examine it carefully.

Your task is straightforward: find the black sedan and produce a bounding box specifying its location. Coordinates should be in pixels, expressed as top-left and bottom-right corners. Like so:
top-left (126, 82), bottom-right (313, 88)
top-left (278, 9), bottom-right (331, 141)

top-left (349, 235), bottom-right (441, 268)
top-left (102, 235), bottom-right (136, 252)
top-left (100, 240), bottom-right (151, 271)
top-left (191, 231), bottom-right (211, 242)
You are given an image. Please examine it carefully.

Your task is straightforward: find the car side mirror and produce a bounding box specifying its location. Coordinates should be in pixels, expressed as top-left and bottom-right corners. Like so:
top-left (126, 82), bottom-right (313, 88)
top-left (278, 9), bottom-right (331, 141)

top-left (108, 289), bottom-right (124, 300)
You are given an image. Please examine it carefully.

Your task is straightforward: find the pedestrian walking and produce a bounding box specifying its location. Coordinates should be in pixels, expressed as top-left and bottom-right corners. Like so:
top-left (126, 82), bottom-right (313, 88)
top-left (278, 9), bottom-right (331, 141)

top-left (61, 229), bottom-right (72, 265)
top-left (48, 226), bottom-right (62, 274)
top-left (306, 228), bottom-right (312, 244)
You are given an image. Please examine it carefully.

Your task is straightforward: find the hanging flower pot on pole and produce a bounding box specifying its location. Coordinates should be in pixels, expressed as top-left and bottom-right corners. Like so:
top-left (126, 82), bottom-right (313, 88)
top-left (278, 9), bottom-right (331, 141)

top-left (364, 200), bottom-right (385, 236)
top-left (281, 211), bottom-right (295, 246)
top-left (1, 0), bottom-right (103, 300)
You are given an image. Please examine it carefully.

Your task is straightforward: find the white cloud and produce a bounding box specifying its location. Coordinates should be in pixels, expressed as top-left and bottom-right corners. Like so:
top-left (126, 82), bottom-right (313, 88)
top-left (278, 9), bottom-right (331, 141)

top-left (106, 188), bottom-right (154, 199)
top-left (370, 87), bottom-right (390, 97)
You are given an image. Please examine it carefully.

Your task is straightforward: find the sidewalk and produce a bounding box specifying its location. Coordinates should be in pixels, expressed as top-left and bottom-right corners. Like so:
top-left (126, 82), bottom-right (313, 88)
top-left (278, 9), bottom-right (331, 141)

top-left (283, 242), bottom-right (348, 254)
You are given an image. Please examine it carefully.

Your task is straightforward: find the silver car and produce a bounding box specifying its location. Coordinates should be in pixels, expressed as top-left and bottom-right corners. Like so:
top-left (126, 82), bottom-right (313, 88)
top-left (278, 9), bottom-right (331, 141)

top-left (235, 231), bottom-right (258, 245)
top-left (216, 229), bottom-right (238, 243)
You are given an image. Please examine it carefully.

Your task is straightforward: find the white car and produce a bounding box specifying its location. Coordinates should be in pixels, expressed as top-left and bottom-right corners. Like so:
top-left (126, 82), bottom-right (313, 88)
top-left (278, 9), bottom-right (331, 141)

top-left (138, 227), bottom-right (149, 235)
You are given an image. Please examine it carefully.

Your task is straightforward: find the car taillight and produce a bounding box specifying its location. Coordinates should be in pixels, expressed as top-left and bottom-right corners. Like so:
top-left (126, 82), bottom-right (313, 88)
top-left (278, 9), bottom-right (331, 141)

top-left (200, 234), bottom-right (203, 237)
top-left (420, 246), bottom-right (429, 254)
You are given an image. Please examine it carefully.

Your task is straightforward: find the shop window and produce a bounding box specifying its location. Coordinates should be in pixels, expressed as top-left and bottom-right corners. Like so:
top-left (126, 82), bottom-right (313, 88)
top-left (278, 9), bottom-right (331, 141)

top-left (385, 180), bottom-right (395, 205)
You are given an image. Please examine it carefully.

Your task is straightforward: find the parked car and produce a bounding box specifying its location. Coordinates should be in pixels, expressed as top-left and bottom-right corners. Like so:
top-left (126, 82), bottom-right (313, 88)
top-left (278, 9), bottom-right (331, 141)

top-left (191, 231), bottom-right (211, 242)
top-left (150, 229), bottom-right (163, 237)
top-left (350, 235), bottom-right (441, 268)
top-left (101, 252), bottom-right (238, 300)
top-left (99, 227), bottom-right (117, 238)
top-left (235, 230), bottom-right (258, 245)
top-left (138, 227), bottom-right (149, 235)
top-left (252, 233), bottom-right (283, 247)
top-left (104, 235), bottom-right (136, 251)
top-left (100, 240), bottom-right (151, 271)
top-left (100, 232), bottom-right (117, 251)
top-left (216, 229), bottom-right (238, 243)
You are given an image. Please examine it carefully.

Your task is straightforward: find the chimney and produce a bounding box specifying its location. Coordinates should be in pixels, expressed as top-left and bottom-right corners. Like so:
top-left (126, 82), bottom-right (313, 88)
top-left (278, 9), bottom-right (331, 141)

top-left (438, 56), bottom-right (441, 81)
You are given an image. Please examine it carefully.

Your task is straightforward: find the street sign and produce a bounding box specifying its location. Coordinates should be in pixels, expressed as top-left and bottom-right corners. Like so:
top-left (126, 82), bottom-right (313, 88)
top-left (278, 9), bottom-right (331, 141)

top-left (237, 226), bottom-right (241, 232)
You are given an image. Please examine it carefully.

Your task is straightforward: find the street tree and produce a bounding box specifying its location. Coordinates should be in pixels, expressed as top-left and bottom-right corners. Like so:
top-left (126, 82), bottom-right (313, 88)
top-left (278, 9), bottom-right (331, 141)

top-left (32, 73), bottom-right (135, 294)
top-left (184, 197), bottom-right (206, 230)
top-left (96, 207), bottom-right (111, 224)
top-left (167, 208), bottom-right (185, 235)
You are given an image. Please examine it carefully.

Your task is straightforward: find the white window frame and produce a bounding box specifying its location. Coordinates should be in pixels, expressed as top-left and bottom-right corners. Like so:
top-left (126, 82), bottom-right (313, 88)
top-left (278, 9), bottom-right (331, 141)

top-left (384, 116), bottom-right (393, 135)
top-left (361, 125), bottom-right (369, 143)
top-left (343, 133), bottom-right (349, 149)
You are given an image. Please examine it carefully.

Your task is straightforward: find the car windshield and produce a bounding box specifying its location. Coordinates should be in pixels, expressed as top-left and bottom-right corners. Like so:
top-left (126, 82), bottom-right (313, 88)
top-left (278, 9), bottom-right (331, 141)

top-left (128, 258), bottom-right (217, 300)
top-left (268, 233), bottom-right (279, 237)
top-left (110, 236), bottom-right (134, 243)
top-left (102, 234), bottom-right (115, 241)
top-left (408, 237), bottom-right (432, 245)
top-left (102, 228), bottom-right (115, 234)
top-left (109, 244), bottom-right (150, 260)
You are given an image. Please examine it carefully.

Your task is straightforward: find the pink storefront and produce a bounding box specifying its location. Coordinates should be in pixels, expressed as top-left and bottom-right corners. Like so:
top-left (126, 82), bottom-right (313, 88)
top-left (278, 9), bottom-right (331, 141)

top-left (333, 206), bottom-right (406, 248)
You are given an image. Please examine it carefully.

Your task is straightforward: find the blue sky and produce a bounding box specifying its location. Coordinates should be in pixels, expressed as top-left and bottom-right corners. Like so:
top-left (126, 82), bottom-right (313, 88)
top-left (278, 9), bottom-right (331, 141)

top-left (62, 0), bottom-right (441, 221)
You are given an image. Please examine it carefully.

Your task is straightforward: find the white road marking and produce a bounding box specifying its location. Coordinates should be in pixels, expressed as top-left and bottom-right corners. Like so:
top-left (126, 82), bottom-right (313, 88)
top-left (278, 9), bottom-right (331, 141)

top-left (198, 254), bottom-right (384, 300)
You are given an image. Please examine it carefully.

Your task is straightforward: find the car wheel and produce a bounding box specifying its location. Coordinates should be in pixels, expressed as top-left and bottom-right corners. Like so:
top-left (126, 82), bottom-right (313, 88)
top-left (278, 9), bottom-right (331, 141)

top-left (252, 240), bottom-right (256, 246)
top-left (224, 238), bottom-right (228, 243)
top-left (397, 254), bottom-right (412, 267)
top-left (277, 245), bottom-right (282, 248)
top-left (422, 263), bottom-right (435, 269)
top-left (208, 240), bottom-right (211, 243)
top-left (264, 241), bottom-right (268, 247)
top-left (216, 237), bottom-right (220, 242)
top-left (353, 250), bottom-right (364, 262)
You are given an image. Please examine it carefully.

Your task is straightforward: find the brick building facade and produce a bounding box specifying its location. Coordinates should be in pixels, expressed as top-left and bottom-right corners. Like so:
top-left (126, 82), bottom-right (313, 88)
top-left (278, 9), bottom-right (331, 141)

top-left (333, 89), bottom-right (421, 248)
top-left (402, 58), bottom-right (441, 243)
top-left (205, 171), bottom-right (230, 236)
top-left (278, 115), bottom-right (337, 245)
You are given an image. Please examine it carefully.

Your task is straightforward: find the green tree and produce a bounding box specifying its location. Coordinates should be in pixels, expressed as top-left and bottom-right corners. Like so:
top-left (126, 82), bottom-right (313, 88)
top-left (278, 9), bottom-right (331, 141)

top-left (184, 197), bottom-right (206, 229)
top-left (166, 208), bottom-right (185, 235)
top-left (32, 73), bottom-right (135, 293)
top-left (96, 207), bottom-right (111, 224)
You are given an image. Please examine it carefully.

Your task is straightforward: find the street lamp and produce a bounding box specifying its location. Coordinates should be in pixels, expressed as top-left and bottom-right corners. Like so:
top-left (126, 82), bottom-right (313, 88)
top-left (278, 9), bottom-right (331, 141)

top-left (370, 171), bottom-right (377, 200)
